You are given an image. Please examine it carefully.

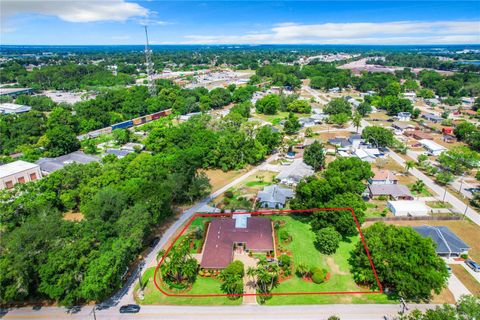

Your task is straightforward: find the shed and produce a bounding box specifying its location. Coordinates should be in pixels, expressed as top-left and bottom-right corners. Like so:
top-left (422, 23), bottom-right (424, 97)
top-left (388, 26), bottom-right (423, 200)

top-left (387, 200), bottom-right (430, 216)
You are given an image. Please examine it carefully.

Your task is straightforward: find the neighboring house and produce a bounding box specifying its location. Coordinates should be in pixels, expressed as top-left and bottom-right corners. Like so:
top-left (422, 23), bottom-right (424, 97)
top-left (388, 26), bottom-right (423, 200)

top-left (0, 103), bottom-right (32, 114)
top-left (328, 87), bottom-right (340, 93)
top-left (419, 139), bottom-right (447, 156)
top-left (298, 117), bottom-right (316, 128)
top-left (409, 130), bottom-right (433, 140)
top-left (392, 122), bottom-right (415, 134)
top-left (257, 185), bottom-right (294, 208)
top-left (413, 226), bottom-right (470, 258)
top-left (328, 137), bottom-right (351, 148)
top-left (354, 148), bottom-right (383, 162)
top-left (425, 98), bottom-right (440, 106)
top-left (348, 134), bottom-right (364, 149)
top-left (276, 160), bottom-right (314, 186)
top-left (36, 151), bottom-right (101, 174)
top-left (369, 168), bottom-right (398, 185)
top-left (328, 134), bottom-right (364, 150)
top-left (422, 113), bottom-right (443, 123)
top-left (0, 160), bottom-right (42, 190)
top-left (367, 184), bottom-right (413, 200)
top-left (397, 112), bottom-right (412, 121)
top-left (178, 112), bottom-right (201, 121)
top-left (387, 200), bottom-right (430, 216)
top-left (200, 215), bottom-right (274, 269)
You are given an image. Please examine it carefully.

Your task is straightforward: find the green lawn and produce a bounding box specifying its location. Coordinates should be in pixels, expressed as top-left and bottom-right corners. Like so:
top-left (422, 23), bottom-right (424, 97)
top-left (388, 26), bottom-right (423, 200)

top-left (245, 180), bottom-right (272, 187)
top-left (135, 267), bottom-right (242, 305)
top-left (264, 216), bottom-right (394, 305)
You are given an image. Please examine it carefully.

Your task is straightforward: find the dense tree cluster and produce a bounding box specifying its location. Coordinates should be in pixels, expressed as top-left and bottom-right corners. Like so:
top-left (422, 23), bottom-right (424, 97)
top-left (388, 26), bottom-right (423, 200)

top-left (453, 121), bottom-right (480, 151)
top-left (351, 222), bottom-right (449, 302)
top-left (369, 53), bottom-right (480, 72)
top-left (361, 126), bottom-right (395, 147)
top-left (291, 157), bottom-right (372, 237)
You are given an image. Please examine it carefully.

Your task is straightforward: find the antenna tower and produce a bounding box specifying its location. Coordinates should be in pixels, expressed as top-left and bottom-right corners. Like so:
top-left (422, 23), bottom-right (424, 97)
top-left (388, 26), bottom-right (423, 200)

top-left (144, 26), bottom-right (156, 96)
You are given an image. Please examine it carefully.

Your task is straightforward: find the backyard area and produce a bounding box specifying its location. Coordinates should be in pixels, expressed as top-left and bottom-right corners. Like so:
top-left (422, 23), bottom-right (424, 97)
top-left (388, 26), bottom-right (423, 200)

top-left (261, 215), bottom-right (393, 305)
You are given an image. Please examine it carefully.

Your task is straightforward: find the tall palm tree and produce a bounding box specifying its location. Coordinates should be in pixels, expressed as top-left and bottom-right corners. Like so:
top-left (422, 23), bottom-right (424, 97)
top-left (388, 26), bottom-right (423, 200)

top-left (405, 160), bottom-right (415, 174)
top-left (352, 111), bottom-right (362, 133)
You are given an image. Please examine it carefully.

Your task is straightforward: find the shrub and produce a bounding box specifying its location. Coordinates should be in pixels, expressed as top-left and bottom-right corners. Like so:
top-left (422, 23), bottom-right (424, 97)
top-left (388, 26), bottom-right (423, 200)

top-left (315, 227), bottom-right (341, 255)
top-left (224, 190), bottom-right (234, 198)
top-left (312, 270), bottom-right (325, 284)
top-left (279, 229), bottom-right (291, 242)
top-left (460, 253), bottom-right (469, 259)
top-left (278, 254), bottom-right (291, 269)
top-left (310, 266), bottom-right (322, 275)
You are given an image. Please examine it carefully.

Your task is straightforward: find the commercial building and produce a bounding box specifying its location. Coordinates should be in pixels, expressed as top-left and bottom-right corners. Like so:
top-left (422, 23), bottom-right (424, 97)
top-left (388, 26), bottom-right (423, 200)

top-left (200, 215), bottom-right (274, 269)
top-left (419, 139), bottom-right (447, 156)
top-left (0, 103), bottom-right (32, 114)
top-left (36, 151), bottom-right (100, 174)
top-left (387, 200), bottom-right (430, 216)
top-left (0, 87), bottom-right (34, 97)
top-left (413, 226), bottom-right (470, 258)
top-left (0, 160), bottom-right (42, 190)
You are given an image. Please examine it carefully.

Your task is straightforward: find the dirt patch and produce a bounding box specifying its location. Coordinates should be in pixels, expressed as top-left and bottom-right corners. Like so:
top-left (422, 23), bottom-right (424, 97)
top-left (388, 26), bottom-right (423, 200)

top-left (326, 257), bottom-right (349, 276)
top-left (63, 211), bottom-right (84, 222)
top-left (430, 286), bottom-right (456, 304)
top-left (201, 168), bottom-right (250, 192)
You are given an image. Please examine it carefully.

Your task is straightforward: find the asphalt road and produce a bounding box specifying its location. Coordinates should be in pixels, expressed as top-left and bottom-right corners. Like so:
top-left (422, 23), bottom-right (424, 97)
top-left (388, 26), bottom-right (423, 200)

top-left (2, 304), bottom-right (441, 320)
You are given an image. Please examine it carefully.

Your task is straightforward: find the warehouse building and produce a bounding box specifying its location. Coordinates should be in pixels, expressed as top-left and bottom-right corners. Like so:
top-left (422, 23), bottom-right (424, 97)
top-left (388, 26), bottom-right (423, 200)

top-left (0, 160), bottom-right (42, 190)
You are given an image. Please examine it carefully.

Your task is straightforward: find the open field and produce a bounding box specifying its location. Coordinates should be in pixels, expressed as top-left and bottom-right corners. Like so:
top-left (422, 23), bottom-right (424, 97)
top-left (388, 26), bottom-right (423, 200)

top-left (135, 267), bottom-right (242, 305)
top-left (451, 265), bottom-right (480, 297)
top-left (202, 167), bottom-right (251, 192)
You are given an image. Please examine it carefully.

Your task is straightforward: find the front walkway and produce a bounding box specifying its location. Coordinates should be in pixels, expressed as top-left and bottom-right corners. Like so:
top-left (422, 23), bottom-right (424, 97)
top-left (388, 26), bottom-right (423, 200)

top-left (233, 253), bottom-right (258, 305)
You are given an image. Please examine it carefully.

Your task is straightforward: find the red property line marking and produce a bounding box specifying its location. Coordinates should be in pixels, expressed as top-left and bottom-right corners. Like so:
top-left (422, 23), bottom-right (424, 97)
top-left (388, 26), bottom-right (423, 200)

top-left (153, 208), bottom-right (383, 297)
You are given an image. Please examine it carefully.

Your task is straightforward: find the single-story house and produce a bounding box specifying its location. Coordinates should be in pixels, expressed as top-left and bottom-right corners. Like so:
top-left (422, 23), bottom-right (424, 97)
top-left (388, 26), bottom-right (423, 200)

top-left (369, 168), bottom-right (398, 185)
top-left (328, 137), bottom-right (351, 148)
top-left (367, 184), bottom-right (413, 200)
top-left (413, 225), bottom-right (470, 258)
top-left (105, 149), bottom-right (132, 158)
top-left (257, 185), bottom-right (294, 208)
top-left (387, 200), bottom-right (430, 216)
top-left (419, 139), bottom-right (447, 156)
top-left (422, 113), bottom-right (443, 123)
top-left (392, 122), bottom-right (415, 134)
top-left (200, 215), bottom-right (274, 269)
top-left (298, 117), bottom-right (317, 128)
top-left (425, 98), bottom-right (440, 106)
top-left (397, 112), bottom-right (412, 121)
top-left (354, 148), bottom-right (383, 162)
top-left (409, 130), bottom-right (433, 140)
top-left (36, 151), bottom-right (100, 174)
top-left (0, 87), bottom-right (34, 97)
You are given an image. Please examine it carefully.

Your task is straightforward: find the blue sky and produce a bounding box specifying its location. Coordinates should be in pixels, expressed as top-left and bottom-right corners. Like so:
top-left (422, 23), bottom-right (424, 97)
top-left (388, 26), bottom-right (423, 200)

top-left (1, 1), bottom-right (479, 45)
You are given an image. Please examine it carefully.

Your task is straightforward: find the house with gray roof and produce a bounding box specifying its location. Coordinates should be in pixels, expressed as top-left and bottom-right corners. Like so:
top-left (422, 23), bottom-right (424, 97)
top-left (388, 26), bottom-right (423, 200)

top-left (413, 226), bottom-right (470, 258)
top-left (366, 184), bottom-right (413, 200)
top-left (257, 185), bottom-right (294, 208)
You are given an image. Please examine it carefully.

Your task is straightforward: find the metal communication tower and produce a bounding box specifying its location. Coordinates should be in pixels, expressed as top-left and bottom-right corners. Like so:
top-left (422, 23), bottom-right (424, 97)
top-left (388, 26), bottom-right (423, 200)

top-left (144, 26), bottom-right (156, 96)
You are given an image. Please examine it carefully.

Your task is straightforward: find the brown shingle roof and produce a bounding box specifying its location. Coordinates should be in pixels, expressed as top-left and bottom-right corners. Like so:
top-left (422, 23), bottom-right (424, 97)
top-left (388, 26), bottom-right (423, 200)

top-left (371, 168), bottom-right (398, 182)
top-left (200, 217), bottom-right (274, 269)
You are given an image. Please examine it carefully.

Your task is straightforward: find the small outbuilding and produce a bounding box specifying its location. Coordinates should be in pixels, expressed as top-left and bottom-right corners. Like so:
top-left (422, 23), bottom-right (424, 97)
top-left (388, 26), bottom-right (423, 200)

top-left (387, 200), bottom-right (430, 216)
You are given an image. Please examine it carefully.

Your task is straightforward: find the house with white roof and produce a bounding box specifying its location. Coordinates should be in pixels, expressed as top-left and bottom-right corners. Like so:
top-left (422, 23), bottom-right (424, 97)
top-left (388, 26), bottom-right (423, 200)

top-left (419, 139), bottom-right (447, 156)
top-left (387, 200), bottom-right (430, 216)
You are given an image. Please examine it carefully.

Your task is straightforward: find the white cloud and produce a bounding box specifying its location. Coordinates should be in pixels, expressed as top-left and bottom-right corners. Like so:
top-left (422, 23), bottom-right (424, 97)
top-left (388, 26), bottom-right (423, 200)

top-left (1, 0), bottom-right (148, 23)
top-left (182, 20), bottom-right (480, 45)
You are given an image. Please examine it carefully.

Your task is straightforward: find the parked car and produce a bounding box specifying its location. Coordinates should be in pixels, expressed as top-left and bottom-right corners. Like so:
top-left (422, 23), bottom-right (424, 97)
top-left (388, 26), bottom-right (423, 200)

top-left (465, 259), bottom-right (480, 272)
top-left (119, 304), bottom-right (140, 314)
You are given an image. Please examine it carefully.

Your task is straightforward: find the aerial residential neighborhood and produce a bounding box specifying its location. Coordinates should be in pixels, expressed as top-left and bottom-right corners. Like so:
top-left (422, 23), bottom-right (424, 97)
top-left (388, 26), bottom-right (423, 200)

top-left (1, 1), bottom-right (480, 320)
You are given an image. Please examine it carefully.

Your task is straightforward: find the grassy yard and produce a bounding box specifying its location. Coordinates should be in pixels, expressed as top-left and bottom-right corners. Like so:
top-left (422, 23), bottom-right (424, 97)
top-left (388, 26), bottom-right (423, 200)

top-left (451, 265), bottom-right (480, 297)
top-left (264, 215), bottom-right (393, 305)
top-left (135, 267), bottom-right (242, 305)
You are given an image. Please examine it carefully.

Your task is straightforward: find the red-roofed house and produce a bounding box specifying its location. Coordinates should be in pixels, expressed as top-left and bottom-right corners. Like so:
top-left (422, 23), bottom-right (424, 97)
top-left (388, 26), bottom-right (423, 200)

top-left (369, 168), bottom-right (398, 185)
top-left (200, 215), bottom-right (274, 269)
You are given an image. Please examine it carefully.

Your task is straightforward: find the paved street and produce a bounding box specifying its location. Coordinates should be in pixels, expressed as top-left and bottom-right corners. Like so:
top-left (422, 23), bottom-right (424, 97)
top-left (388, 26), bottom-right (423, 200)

top-left (2, 304), bottom-right (442, 320)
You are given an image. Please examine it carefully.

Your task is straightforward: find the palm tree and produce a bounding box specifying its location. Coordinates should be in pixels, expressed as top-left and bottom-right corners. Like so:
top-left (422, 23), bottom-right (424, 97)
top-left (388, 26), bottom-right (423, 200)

top-left (405, 160), bottom-right (415, 174)
top-left (411, 180), bottom-right (426, 194)
top-left (246, 266), bottom-right (256, 284)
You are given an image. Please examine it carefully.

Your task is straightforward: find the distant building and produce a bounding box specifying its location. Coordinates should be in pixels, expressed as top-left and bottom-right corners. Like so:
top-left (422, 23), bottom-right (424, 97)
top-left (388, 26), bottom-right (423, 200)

top-left (413, 226), bottom-right (470, 258)
top-left (387, 200), bottom-right (430, 216)
top-left (0, 160), bottom-right (42, 190)
top-left (105, 149), bottom-right (132, 158)
top-left (422, 113), bottom-right (443, 123)
top-left (392, 122), bottom-right (415, 134)
top-left (257, 185), bottom-right (294, 208)
top-left (419, 139), bottom-right (447, 156)
top-left (409, 130), bottom-right (433, 141)
top-left (36, 151), bottom-right (100, 174)
top-left (369, 168), bottom-right (398, 185)
top-left (276, 159), bottom-right (314, 186)
top-left (0, 87), bottom-right (34, 97)
top-left (367, 184), bottom-right (413, 200)
top-left (397, 112), bottom-right (412, 121)
top-left (0, 103), bottom-right (32, 114)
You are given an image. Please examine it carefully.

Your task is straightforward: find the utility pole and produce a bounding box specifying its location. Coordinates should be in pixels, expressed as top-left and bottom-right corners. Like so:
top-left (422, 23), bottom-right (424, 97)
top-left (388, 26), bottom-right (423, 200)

top-left (144, 26), bottom-right (156, 96)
